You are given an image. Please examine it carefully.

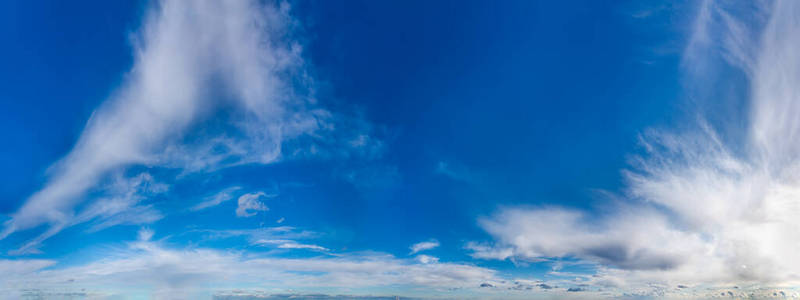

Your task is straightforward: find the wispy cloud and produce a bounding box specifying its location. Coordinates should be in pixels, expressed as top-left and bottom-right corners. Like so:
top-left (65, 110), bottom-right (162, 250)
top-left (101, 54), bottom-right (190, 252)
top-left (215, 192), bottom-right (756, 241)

top-left (469, 0), bottom-right (800, 295)
top-left (409, 240), bottom-right (439, 255)
top-left (435, 161), bottom-right (473, 182)
top-left (253, 239), bottom-right (328, 252)
top-left (0, 0), bottom-right (310, 251)
top-left (191, 186), bottom-right (243, 212)
top-left (9, 172), bottom-right (167, 255)
top-left (193, 226), bottom-right (321, 250)
top-left (1, 0), bottom-right (379, 252)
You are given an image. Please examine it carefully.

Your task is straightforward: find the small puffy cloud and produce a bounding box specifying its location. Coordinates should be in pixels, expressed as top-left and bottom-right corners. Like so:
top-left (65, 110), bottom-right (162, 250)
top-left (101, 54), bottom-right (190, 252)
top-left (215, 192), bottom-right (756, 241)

top-left (235, 192), bottom-right (271, 217)
top-left (409, 239), bottom-right (439, 254)
top-left (414, 255), bottom-right (439, 264)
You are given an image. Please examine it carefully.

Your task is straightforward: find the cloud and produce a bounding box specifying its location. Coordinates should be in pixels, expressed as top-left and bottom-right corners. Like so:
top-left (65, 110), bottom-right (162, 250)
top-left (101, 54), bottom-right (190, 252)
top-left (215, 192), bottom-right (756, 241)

top-left (194, 226), bottom-right (323, 252)
top-left (236, 192), bottom-right (271, 217)
top-left (191, 186), bottom-right (243, 211)
top-left (470, 207), bottom-right (704, 271)
top-left (2, 0), bottom-right (378, 251)
top-left (469, 0), bottom-right (800, 295)
top-left (3, 0), bottom-right (301, 239)
top-left (253, 239), bottom-right (328, 252)
top-left (409, 240), bottom-right (439, 255)
top-left (198, 226), bottom-right (317, 241)
top-left (214, 294), bottom-right (426, 300)
top-left (8, 172), bottom-right (166, 255)
top-left (1, 240), bottom-right (500, 299)
top-left (435, 161), bottom-right (473, 182)
top-left (138, 227), bottom-right (155, 242)
top-left (414, 255), bottom-right (439, 264)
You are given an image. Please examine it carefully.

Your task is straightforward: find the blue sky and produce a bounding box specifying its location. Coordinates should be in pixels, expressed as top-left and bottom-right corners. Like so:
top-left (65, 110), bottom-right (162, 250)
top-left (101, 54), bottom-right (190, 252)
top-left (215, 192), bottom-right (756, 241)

top-left (2, 0), bottom-right (800, 299)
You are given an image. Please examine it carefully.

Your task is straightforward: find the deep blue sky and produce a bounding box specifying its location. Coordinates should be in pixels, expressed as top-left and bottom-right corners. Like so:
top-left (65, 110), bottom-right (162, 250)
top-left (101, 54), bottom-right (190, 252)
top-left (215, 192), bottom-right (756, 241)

top-left (0, 0), bottom-right (716, 298)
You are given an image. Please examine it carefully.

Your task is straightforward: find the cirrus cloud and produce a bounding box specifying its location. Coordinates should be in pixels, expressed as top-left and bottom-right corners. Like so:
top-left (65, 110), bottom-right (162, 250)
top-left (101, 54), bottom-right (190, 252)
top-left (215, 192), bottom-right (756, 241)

top-left (469, 0), bottom-right (800, 295)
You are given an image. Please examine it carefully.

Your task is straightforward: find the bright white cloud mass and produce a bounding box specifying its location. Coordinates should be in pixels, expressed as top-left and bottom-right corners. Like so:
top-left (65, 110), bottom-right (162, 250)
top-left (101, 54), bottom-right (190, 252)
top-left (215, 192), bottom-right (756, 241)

top-left (5, 0), bottom-right (800, 299)
top-left (468, 0), bottom-right (800, 297)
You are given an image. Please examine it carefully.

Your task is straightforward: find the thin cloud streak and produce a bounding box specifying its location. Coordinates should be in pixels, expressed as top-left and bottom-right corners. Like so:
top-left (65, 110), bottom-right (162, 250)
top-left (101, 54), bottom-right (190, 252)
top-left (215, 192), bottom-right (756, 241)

top-left (191, 186), bottom-right (243, 212)
top-left (409, 240), bottom-right (440, 255)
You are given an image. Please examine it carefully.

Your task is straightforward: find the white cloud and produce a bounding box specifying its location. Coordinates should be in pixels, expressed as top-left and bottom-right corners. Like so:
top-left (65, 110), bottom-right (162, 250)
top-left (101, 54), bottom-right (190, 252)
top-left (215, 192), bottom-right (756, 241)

top-left (1, 0), bottom-right (379, 251)
top-left (138, 227), bottom-right (155, 242)
top-left (414, 255), bottom-right (439, 264)
top-left (409, 240), bottom-right (439, 255)
top-left (8, 172), bottom-right (166, 255)
top-left (0, 241), bottom-right (501, 299)
top-left (236, 192), bottom-right (271, 217)
top-left (253, 239), bottom-right (328, 252)
top-left (471, 207), bottom-right (707, 271)
top-left (682, 1), bottom-right (769, 79)
top-left (470, 0), bottom-right (800, 295)
top-left (191, 186), bottom-right (243, 211)
top-left (196, 226), bottom-right (321, 251)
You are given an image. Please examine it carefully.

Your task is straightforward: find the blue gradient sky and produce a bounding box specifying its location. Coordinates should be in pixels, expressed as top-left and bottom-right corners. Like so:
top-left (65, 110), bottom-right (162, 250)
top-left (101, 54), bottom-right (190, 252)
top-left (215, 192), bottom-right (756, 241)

top-left (2, 1), bottom-right (796, 299)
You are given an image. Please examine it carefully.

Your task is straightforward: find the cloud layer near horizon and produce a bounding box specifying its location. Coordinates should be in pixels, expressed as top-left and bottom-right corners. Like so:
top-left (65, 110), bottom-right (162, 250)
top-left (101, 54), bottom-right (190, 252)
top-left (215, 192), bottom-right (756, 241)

top-left (0, 231), bottom-right (499, 300)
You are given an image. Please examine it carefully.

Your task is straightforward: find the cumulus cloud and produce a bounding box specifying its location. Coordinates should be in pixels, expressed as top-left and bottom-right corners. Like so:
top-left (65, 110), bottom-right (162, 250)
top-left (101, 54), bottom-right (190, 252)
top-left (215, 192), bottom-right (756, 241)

top-left (236, 192), bottom-right (271, 217)
top-left (469, 0), bottom-right (800, 295)
top-left (2, 0), bottom-right (379, 252)
top-left (409, 240), bottom-right (439, 255)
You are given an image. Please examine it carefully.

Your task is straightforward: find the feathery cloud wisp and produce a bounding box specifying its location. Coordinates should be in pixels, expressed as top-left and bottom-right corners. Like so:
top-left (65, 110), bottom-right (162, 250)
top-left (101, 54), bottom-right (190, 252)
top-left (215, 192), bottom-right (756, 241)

top-left (409, 240), bottom-right (440, 255)
top-left (470, 0), bottom-right (800, 294)
top-left (1, 0), bottom-right (376, 252)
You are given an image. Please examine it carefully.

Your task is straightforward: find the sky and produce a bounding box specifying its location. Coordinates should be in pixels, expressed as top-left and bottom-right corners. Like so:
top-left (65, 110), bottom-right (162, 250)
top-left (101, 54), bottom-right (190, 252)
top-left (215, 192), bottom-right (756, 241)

top-left (1, 0), bottom-right (799, 299)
